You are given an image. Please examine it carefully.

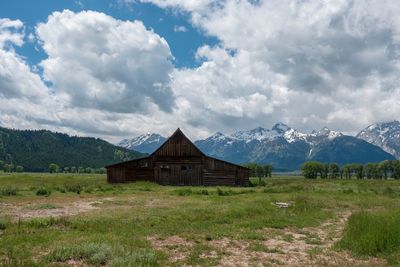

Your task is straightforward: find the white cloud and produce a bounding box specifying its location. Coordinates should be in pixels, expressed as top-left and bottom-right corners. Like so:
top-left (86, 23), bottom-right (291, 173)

top-left (173, 25), bottom-right (187, 32)
top-left (36, 10), bottom-right (175, 114)
top-left (141, 0), bottom-right (400, 134)
top-left (0, 18), bottom-right (24, 48)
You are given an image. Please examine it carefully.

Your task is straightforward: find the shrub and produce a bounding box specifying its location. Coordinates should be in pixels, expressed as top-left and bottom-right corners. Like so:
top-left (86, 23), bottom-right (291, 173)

top-left (64, 183), bottom-right (82, 194)
top-left (36, 187), bottom-right (51, 196)
top-left (0, 186), bottom-right (17, 196)
top-left (217, 188), bottom-right (233, 196)
top-left (15, 165), bottom-right (24, 173)
top-left (0, 220), bottom-right (6, 230)
top-left (338, 211), bottom-right (400, 256)
top-left (174, 188), bottom-right (193, 196)
top-left (200, 189), bottom-right (209, 195)
top-left (259, 179), bottom-right (267, 187)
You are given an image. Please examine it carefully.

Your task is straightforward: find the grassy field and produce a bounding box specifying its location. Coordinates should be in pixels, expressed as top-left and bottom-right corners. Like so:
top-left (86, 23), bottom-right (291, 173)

top-left (1, 173), bottom-right (400, 266)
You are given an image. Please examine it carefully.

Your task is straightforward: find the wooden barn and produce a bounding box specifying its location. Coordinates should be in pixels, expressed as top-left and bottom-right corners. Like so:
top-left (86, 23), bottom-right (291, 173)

top-left (106, 128), bottom-right (249, 186)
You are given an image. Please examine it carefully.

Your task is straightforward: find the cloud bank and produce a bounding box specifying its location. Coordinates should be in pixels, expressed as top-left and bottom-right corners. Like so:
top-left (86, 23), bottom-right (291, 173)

top-left (1, 1), bottom-right (400, 141)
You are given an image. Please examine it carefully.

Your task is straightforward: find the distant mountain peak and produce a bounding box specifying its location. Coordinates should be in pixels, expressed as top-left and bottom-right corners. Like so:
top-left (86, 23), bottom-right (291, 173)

top-left (272, 122), bottom-right (291, 134)
top-left (357, 120), bottom-right (400, 158)
top-left (118, 133), bottom-right (166, 154)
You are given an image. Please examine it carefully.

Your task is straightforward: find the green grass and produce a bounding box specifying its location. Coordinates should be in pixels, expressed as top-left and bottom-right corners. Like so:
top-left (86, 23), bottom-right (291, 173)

top-left (1, 173), bottom-right (400, 265)
top-left (338, 211), bottom-right (400, 256)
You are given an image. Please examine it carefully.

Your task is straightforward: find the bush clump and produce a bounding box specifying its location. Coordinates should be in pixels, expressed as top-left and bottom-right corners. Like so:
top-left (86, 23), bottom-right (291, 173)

top-left (0, 186), bottom-right (17, 196)
top-left (64, 183), bottom-right (82, 194)
top-left (0, 220), bottom-right (6, 230)
top-left (36, 187), bottom-right (52, 196)
top-left (338, 211), bottom-right (400, 256)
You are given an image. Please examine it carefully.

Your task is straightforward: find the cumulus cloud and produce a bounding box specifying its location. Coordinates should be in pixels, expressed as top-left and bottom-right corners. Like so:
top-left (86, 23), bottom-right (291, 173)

top-left (0, 19), bottom-right (49, 101)
top-left (142, 0), bottom-right (400, 134)
top-left (36, 10), bottom-right (175, 114)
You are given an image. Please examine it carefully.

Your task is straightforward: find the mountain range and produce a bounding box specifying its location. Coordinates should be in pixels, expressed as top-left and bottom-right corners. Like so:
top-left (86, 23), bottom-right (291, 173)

top-left (119, 122), bottom-right (399, 171)
top-left (0, 127), bottom-right (145, 172)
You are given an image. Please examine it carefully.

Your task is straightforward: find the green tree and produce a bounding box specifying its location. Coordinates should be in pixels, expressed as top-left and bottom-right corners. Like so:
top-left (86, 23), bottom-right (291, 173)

top-left (352, 164), bottom-right (364, 179)
top-left (364, 163), bottom-right (376, 179)
top-left (63, 167), bottom-right (70, 173)
top-left (78, 166), bottom-right (85, 173)
top-left (390, 160), bottom-right (400, 179)
top-left (342, 165), bottom-right (353, 179)
top-left (48, 163), bottom-right (59, 173)
top-left (15, 165), bottom-right (24, 173)
top-left (4, 163), bottom-right (14, 172)
top-left (70, 166), bottom-right (77, 173)
top-left (329, 163), bottom-right (340, 179)
top-left (263, 164), bottom-right (272, 178)
top-left (85, 167), bottom-right (93, 173)
top-left (320, 164), bottom-right (329, 179)
top-left (378, 160), bottom-right (390, 179)
top-left (0, 160), bottom-right (4, 171)
top-left (255, 164), bottom-right (264, 185)
top-left (243, 163), bottom-right (258, 177)
top-left (301, 162), bottom-right (322, 179)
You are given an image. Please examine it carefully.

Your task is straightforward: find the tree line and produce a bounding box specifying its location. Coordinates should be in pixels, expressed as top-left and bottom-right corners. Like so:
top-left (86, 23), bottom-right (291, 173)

top-left (0, 160), bottom-right (24, 173)
top-left (301, 160), bottom-right (400, 179)
top-left (243, 163), bottom-right (273, 184)
top-left (0, 160), bottom-right (106, 174)
top-left (48, 163), bottom-right (106, 174)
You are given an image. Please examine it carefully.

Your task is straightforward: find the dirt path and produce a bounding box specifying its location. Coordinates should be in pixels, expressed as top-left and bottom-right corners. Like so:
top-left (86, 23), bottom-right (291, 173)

top-left (0, 198), bottom-right (113, 220)
top-left (148, 211), bottom-right (386, 266)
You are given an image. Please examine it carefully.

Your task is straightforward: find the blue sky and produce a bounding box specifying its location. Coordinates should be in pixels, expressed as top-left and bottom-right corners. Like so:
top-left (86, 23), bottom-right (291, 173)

top-left (0, 0), bottom-right (217, 68)
top-left (0, 0), bottom-right (399, 141)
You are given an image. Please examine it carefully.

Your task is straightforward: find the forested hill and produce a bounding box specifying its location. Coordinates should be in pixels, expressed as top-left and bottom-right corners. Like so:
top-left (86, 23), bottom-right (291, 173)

top-left (0, 127), bottom-right (145, 172)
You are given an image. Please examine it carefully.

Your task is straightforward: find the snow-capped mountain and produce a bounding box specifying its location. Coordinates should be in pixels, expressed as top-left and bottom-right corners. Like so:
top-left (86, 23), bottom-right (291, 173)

top-left (118, 133), bottom-right (166, 154)
top-left (195, 123), bottom-right (392, 170)
top-left (357, 121), bottom-right (400, 158)
top-left (119, 123), bottom-right (394, 170)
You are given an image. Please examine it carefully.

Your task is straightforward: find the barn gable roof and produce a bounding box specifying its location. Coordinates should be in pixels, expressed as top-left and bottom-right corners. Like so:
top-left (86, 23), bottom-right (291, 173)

top-left (150, 128), bottom-right (205, 157)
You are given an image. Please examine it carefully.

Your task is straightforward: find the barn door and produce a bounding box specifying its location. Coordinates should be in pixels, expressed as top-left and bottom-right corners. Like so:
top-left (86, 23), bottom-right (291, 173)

top-left (161, 167), bottom-right (170, 185)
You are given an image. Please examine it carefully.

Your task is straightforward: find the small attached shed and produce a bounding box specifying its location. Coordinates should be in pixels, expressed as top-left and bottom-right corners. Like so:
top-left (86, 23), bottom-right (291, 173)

top-left (106, 128), bottom-right (249, 186)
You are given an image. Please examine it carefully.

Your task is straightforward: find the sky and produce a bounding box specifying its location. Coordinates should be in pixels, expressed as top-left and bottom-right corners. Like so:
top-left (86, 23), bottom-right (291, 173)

top-left (0, 0), bottom-right (400, 142)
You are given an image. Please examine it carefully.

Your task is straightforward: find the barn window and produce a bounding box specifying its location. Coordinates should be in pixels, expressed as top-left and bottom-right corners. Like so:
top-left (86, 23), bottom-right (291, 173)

top-left (181, 165), bottom-right (192, 171)
top-left (139, 161), bottom-right (148, 168)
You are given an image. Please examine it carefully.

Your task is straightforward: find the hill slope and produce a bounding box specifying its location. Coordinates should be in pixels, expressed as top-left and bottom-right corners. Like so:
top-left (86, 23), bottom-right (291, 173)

top-left (0, 127), bottom-right (145, 171)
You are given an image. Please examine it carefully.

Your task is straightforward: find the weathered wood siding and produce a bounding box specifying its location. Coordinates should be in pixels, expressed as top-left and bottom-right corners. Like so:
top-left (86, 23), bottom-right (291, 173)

top-left (153, 130), bottom-right (203, 157)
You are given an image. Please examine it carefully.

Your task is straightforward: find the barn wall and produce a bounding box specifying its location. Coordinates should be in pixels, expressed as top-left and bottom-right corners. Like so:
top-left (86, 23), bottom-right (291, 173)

top-left (203, 157), bottom-right (249, 186)
top-left (107, 167), bottom-right (126, 183)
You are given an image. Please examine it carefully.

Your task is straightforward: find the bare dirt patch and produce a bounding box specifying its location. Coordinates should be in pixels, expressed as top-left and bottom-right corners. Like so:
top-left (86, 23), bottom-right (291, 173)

top-left (148, 212), bottom-right (386, 266)
top-left (148, 235), bottom-right (194, 262)
top-left (0, 198), bottom-right (115, 220)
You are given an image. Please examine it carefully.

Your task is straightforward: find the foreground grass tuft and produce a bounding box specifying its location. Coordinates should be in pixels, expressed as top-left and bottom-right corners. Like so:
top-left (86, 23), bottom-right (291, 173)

top-left (338, 211), bottom-right (400, 256)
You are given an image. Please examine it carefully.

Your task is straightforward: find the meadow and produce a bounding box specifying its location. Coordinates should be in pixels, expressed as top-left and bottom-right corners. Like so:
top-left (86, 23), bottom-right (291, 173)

top-left (0, 173), bottom-right (400, 266)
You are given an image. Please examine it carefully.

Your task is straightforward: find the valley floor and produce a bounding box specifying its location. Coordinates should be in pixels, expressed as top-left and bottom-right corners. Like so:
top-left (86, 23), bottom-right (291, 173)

top-left (0, 173), bottom-right (399, 266)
